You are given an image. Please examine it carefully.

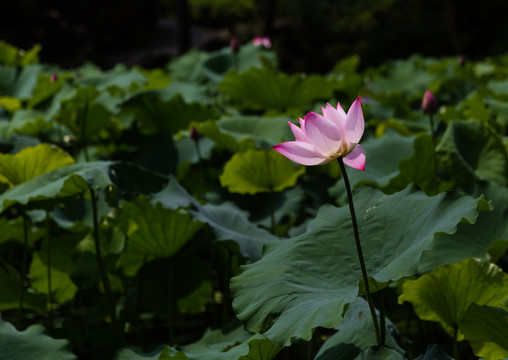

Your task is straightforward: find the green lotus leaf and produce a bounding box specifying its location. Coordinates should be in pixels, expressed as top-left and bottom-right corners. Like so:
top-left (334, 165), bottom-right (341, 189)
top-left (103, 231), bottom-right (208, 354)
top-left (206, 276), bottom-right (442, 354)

top-left (27, 73), bottom-right (65, 109)
top-left (419, 182), bottom-right (508, 272)
top-left (116, 323), bottom-right (280, 360)
top-left (220, 149), bottom-right (305, 195)
top-left (231, 186), bottom-right (487, 346)
top-left (329, 131), bottom-right (415, 198)
top-left (437, 120), bottom-right (508, 188)
top-left (0, 263), bottom-right (46, 313)
top-left (219, 67), bottom-right (336, 113)
top-left (0, 161), bottom-right (113, 212)
top-left (8, 109), bottom-right (53, 136)
top-left (29, 234), bottom-right (79, 304)
top-left (155, 176), bottom-right (277, 261)
top-left (0, 144), bottom-right (74, 188)
top-left (315, 298), bottom-right (404, 360)
top-left (0, 316), bottom-right (75, 359)
top-left (0, 96), bottom-right (22, 112)
top-left (215, 115), bottom-right (294, 149)
top-left (0, 41), bottom-right (41, 67)
top-left (399, 258), bottom-right (508, 339)
top-left (121, 92), bottom-right (219, 135)
top-left (119, 195), bottom-right (203, 258)
top-left (460, 304), bottom-right (508, 360)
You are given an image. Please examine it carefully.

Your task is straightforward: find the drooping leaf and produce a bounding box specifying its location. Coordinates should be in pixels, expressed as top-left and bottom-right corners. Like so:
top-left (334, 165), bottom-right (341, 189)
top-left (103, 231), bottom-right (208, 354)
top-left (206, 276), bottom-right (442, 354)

top-left (154, 176), bottom-right (277, 261)
top-left (220, 149), bottom-right (305, 194)
top-left (399, 258), bottom-right (508, 339)
top-left (460, 304), bottom-right (508, 360)
top-left (0, 144), bottom-right (74, 188)
top-left (231, 186), bottom-right (488, 346)
top-left (0, 316), bottom-right (76, 359)
top-left (0, 161), bottom-right (113, 212)
top-left (437, 120), bottom-right (508, 187)
top-left (418, 182), bottom-right (508, 272)
top-left (315, 298), bottom-right (404, 360)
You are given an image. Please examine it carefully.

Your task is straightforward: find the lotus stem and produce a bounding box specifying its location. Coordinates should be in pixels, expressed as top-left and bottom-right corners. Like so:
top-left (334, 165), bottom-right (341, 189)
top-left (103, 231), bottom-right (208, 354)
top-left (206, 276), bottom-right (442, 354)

top-left (19, 211), bottom-right (29, 327)
top-left (45, 211), bottom-right (54, 330)
top-left (89, 186), bottom-right (116, 323)
top-left (80, 103), bottom-right (90, 162)
top-left (338, 157), bottom-right (381, 346)
top-left (429, 114), bottom-right (438, 194)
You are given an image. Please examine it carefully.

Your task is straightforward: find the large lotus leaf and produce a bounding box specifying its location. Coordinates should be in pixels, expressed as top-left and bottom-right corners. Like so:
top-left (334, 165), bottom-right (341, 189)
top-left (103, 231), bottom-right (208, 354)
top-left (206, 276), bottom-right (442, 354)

top-left (399, 258), bottom-right (508, 339)
top-left (0, 144), bottom-right (74, 188)
top-left (0, 41), bottom-right (40, 67)
top-left (193, 120), bottom-right (256, 153)
top-left (0, 96), bottom-right (22, 112)
top-left (76, 64), bottom-right (147, 93)
top-left (437, 120), bottom-right (508, 187)
top-left (315, 298), bottom-right (404, 360)
top-left (0, 215), bottom-right (44, 246)
top-left (367, 56), bottom-right (433, 100)
top-left (8, 109), bottom-right (53, 136)
top-left (0, 161), bottom-right (113, 212)
top-left (27, 73), bottom-right (65, 109)
top-left (215, 115), bottom-right (294, 148)
top-left (121, 92), bottom-right (219, 135)
top-left (460, 304), bottom-right (508, 360)
top-left (231, 186), bottom-right (488, 346)
top-left (158, 81), bottom-right (208, 104)
top-left (419, 182), bottom-right (508, 272)
top-left (29, 234), bottom-right (78, 304)
top-left (0, 263), bottom-right (46, 313)
top-left (119, 195), bottom-right (203, 258)
top-left (154, 176), bottom-right (277, 261)
top-left (219, 67), bottom-right (336, 113)
top-left (329, 131), bottom-right (415, 198)
top-left (0, 316), bottom-right (75, 359)
top-left (220, 149), bottom-right (305, 194)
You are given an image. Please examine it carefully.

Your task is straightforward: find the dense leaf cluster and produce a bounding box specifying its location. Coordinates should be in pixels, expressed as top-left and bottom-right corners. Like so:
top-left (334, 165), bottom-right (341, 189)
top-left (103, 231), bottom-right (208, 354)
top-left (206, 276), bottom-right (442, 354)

top-left (0, 41), bottom-right (507, 360)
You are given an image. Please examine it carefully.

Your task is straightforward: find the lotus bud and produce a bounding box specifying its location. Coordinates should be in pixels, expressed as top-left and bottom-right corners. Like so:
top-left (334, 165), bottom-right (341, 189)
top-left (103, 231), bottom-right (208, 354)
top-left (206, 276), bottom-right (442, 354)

top-left (190, 127), bottom-right (200, 142)
top-left (230, 37), bottom-right (239, 54)
top-left (422, 90), bottom-right (438, 115)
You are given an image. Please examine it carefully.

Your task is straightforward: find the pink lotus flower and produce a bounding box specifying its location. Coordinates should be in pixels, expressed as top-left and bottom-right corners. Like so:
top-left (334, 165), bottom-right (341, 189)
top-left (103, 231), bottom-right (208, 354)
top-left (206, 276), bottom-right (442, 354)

top-left (273, 97), bottom-right (366, 170)
top-left (422, 89), bottom-right (438, 115)
top-left (252, 36), bottom-right (271, 48)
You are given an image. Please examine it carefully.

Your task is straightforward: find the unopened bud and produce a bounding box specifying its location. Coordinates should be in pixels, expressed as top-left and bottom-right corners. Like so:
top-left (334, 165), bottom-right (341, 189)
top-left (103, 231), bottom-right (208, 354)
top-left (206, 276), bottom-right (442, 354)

top-left (50, 73), bottom-right (58, 82)
top-left (422, 90), bottom-right (438, 115)
top-left (230, 37), bottom-right (239, 54)
top-left (190, 127), bottom-right (200, 142)
top-left (252, 36), bottom-right (271, 49)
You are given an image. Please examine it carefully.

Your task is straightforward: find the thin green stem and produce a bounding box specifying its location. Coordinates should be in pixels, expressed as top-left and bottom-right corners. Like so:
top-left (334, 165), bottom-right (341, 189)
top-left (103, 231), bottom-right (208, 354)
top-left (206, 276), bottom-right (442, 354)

top-left (337, 157), bottom-right (381, 346)
top-left (45, 212), bottom-right (54, 330)
top-left (379, 290), bottom-right (386, 345)
top-left (428, 114), bottom-right (438, 194)
top-left (168, 260), bottom-right (175, 344)
top-left (80, 103), bottom-right (90, 162)
top-left (89, 186), bottom-right (116, 323)
top-left (19, 212), bottom-right (29, 328)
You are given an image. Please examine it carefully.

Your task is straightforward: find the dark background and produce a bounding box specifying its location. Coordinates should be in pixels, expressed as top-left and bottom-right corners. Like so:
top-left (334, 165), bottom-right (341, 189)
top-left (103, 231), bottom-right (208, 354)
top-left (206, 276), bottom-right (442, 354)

top-left (2, 0), bottom-right (508, 73)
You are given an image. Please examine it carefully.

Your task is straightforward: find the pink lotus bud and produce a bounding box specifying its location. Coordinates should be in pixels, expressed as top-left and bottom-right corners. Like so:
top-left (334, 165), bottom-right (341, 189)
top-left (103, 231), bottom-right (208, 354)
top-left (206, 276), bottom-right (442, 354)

top-left (230, 37), bottom-right (239, 54)
top-left (190, 127), bottom-right (200, 142)
top-left (422, 90), bottom-right (438, 115)
top-left (50, 73), bottom-right (58, 83)
top-left (252, 36), bottom-right (271, 49)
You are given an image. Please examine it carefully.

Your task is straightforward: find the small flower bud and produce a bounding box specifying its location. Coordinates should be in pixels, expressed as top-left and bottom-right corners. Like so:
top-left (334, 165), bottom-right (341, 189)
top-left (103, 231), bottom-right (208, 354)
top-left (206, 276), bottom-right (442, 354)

top-left (422, 90), bottom-right (438, 115)
top-left (190, 127), bottom-right (200, 142)
top-left (50, 73), bottom-right (58, 83)
top-left (230, 37), bottom-right (239, 54)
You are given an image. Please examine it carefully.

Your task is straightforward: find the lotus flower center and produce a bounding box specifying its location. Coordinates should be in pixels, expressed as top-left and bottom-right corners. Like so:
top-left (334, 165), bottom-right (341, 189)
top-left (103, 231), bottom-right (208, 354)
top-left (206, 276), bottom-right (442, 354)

top-left (326, 141), bottom-right (352, 160)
